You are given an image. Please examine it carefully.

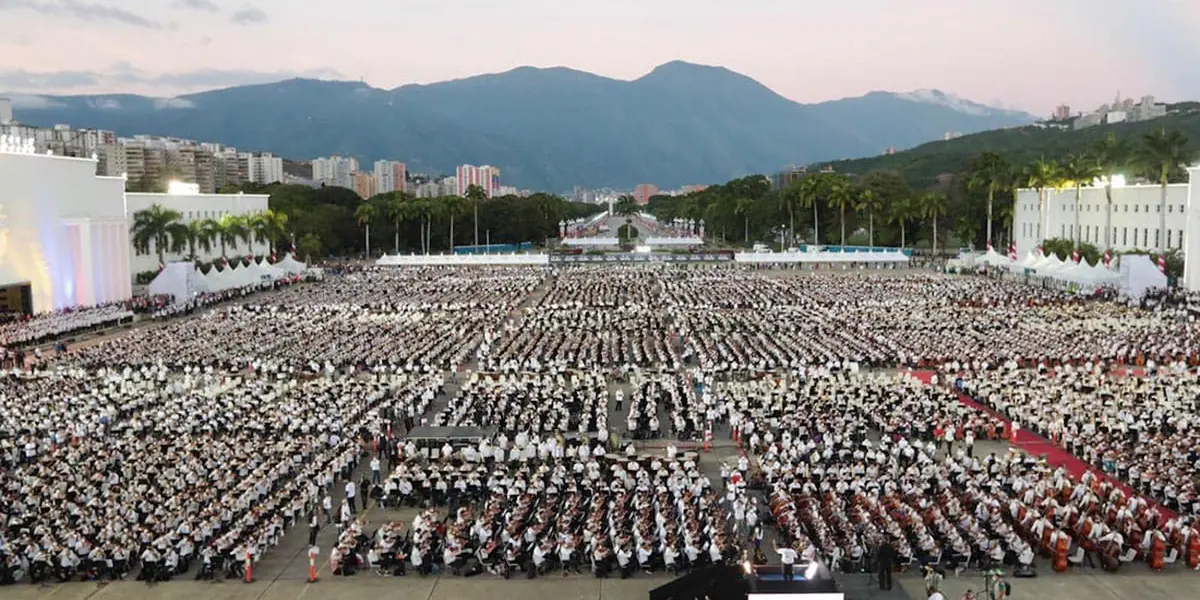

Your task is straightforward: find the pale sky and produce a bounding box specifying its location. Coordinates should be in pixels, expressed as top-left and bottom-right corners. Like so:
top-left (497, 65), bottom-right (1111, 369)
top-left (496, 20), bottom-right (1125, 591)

top-left (1, 0), bottom-right (1198, 114)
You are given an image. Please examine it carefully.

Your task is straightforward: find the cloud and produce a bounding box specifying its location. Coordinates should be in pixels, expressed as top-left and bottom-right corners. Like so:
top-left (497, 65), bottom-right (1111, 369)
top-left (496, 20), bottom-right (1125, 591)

top-left (0, 69), bottom-right (99, 89)
top-left (85, 97), bottom-right (120, 110)
top-left (0, 64), bottom-right (347, 94)
top-left (153, 98), bottom-right (196, 110)
top-left (0, 0), bottom-right (162, 29)
top-left (178, 0), bottom-right (219, 11)
top-left (4, 94), bottom-right (67, 109)
top-left (230, 6), bottom-right (266, 25)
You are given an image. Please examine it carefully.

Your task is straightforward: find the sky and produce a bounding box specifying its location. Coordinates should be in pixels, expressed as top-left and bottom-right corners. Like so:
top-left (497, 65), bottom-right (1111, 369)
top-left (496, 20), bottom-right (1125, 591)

top-left (1, 0), bottom-right (1198, 115)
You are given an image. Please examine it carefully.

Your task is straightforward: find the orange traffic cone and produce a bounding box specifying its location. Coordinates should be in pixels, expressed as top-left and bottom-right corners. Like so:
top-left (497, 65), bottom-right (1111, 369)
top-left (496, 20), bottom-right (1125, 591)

top-left (244, 550), bottom-right (254, 583)
top-left (307, 551), bottom-right (319, 583)
top-left (704, 429), bottom-right (712, 453)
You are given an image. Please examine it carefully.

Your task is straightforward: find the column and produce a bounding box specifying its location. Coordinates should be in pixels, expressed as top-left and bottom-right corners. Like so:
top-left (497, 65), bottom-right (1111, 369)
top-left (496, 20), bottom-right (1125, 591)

top-left (1184, 167), bottom-right (1200, 291)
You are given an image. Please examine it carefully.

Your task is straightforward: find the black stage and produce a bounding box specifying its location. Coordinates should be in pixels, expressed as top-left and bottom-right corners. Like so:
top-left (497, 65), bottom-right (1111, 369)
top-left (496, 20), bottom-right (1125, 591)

top-left (650, 561), bottom-right (842, 600)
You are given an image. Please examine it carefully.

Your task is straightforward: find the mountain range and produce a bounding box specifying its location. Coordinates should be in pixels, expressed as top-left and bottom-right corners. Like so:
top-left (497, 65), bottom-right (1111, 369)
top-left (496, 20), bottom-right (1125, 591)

top-left (5, 61), bottom-right (1037, 191)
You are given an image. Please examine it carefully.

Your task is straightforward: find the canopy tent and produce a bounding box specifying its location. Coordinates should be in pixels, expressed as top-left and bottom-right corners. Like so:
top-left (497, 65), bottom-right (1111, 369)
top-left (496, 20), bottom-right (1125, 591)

top-left (979, 249), bottom-right (1011, 266)
top-left (257, 257), bottom-right (286, 280)
top-left (146, 262), bottom-right (212, 303)
top-left (275, 254), bottom-right (307, 276)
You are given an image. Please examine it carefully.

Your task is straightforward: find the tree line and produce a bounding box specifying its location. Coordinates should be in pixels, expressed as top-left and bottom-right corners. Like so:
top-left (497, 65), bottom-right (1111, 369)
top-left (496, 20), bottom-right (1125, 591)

top-left (129, 182), bottom-right (604, 268)
top-left (648, 127), bottom-right (1194, 265)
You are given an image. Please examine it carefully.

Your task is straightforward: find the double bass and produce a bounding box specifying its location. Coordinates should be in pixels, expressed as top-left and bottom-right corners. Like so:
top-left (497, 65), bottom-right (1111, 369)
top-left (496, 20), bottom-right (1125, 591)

top-left (1099, 540), bottom-right (1121, 572)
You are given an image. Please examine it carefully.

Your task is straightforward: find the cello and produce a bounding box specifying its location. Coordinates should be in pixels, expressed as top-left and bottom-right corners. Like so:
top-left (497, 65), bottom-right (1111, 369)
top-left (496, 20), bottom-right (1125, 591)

top-left (1188, 528), bottom-right (1200, 569)
top-left (1148, 531), bottom-right (1165, 571)
top-left (1052, 533), bottom-right (1069, 572)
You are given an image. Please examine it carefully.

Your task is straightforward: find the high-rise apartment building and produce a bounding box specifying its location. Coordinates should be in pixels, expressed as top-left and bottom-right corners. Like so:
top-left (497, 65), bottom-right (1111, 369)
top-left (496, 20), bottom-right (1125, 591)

top-left (312, 155), bottom-right (359, 188)
top-left (353, 172), bottom-right (378, 199)
top-left (247, 153), bottom-right (284, 185)
top-left (632, 183), bottom-right (659, 205)
top-left (373, 160), bottom-right (407, 193)
top-left (455, 164), bottom-right (501, 197)
top-left (1053, 104), bottom-right (1071, 120)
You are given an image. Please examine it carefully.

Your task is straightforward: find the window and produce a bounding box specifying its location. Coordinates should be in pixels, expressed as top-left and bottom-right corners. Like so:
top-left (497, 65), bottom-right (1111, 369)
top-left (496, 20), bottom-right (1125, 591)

top-left (1167, 230), bottom-right (1172, 247)
top-left (1145, 205), bottom-right (1150, 213)
top-left (1180, 230), bottom-right (1185, 249)
top-left (1145, 229), bottom-right (1150, 247)
top-left (1133, 205), bottom-right (1138, 213)
top-left (1168, 205), bottom-right (1174, 213)
top-left (1112, 227), bottom-right (1117, 245)
top-left (1156, 205), bottom-right (1160, 213)
top-left (1180, 205), bottom-right (1185, 213)
top-left (1122, 228), bottom-right (1128, 245)
top-left (1061, 224), bottom-right (1066, 237)
top-left (1123, 205), bottom-right (1128, 213)
top-left (1155, 230), bottom-right (1160, 248)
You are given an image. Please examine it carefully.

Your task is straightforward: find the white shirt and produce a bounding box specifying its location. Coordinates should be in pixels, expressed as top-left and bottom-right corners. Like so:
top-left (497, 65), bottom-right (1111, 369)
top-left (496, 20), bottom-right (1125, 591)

top-left (778, 548), bottom-right (798, 564)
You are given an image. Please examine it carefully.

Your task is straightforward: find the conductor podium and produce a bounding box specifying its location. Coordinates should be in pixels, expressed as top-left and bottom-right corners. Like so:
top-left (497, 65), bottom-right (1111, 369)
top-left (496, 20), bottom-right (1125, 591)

top-left (649, 561), bottom-right (842, 600)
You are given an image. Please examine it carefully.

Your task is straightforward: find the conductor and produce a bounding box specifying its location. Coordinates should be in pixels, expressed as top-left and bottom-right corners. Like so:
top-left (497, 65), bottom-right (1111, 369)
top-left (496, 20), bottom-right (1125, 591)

top-left (875, 541), bottom-right (895, 591)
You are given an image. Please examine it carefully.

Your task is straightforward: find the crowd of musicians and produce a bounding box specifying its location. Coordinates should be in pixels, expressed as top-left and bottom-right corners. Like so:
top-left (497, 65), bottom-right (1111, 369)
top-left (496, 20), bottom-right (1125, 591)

top-left (4, 265), bottom-right (1200, 586)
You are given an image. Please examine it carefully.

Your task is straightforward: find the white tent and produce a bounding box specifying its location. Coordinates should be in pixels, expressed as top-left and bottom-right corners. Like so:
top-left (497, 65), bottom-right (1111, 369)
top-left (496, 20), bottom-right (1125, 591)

top-left (258, 257), bottom-right (286, 280)
top-left (147, 262), bottom-right (211, 303)
top-left (276, 254), bottom-right (307, 275)
top-left (979, 249), bottom-right (1010, 266)
top-left (207, 264), bottom-right (234, 291)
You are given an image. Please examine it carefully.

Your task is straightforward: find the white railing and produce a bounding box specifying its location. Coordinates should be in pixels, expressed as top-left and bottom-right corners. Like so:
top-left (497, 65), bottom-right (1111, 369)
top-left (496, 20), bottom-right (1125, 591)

top-left (376, 253), bottom-right (550, 266)
top-left (735, 251), bottom-right (911, 264)
top-left (563, 237), bottom-right (620, 247)
top-left (643, 236), bottom-right (702, 246)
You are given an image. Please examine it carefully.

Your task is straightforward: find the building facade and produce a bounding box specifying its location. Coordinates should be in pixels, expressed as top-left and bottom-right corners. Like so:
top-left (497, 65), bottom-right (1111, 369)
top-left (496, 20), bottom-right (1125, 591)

top-left (0, 146), bottom-right (131, 312)
top-left (455, 165), bottom-right (500, 197)
top-left (373, 160), bottom-right (407, 194)
top-left (312, 155), bottom-right (359, 189)
top-left (352, 172), bottom-right (378, 199)
top-left (632, 183), bottom-right (659, 205)
top-left (1013, 184), bottom-right (1188, 255)
top-left (126, 192), bottom-right (270, 275)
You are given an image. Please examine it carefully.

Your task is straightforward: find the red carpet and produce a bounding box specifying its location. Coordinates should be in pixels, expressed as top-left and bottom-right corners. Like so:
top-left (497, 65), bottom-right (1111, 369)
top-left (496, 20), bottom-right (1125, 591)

top-left (908, 370), bottom-right (1176, 519)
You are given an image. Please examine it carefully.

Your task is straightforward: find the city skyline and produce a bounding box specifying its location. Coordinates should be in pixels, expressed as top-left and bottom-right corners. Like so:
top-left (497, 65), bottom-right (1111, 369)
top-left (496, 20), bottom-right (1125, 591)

top-left (0, 0), bottom-right (1197, 113)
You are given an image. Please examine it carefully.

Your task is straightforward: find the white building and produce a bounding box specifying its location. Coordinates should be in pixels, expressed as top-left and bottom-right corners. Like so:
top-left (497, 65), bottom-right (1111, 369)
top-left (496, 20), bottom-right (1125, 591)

top-left (312, 155), bottom-right (358, 188)
top-left (1014, 182), bottom-right (1189, 256)
top-left (373, 160), bottom-right (407, 194)
top-left (246, 153), bottom-right (284, 185)
top-left (126, 192), bottom-right (270, 276)
top-left (0, 139), bottom-right (132, 312)
top-left (455, 164), bottom-right (500, 197)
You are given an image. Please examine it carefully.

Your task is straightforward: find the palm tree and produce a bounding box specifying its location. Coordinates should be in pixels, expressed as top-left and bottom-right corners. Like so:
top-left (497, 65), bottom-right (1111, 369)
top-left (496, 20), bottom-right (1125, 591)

top-left (856, 188), bottom-right (884, 248)
top-left (465, 184), bottom-right (488, 247)
top-left (217, 214), bottom-right (250, 259)
top-left (1092, 133), bottom-right (1132, 250)
top-left (966, 152), bottom-right (1010, 250)
top-left (413, 197), bottom-right (434, 254)
top-left (250, 209), bottom-right (289, 257)
top-left (779, 183), bottom-right (802, 247)
top-left (1060, 153), bottom-right (1101, 248)
top-left (886, 195), bottom-right (913, 249)
top-left (130, 204), bottom-right (187, 267)
top-left (385, 192), bottom-right (410, 253)
top-left (615, 195), bottom-right (639, 217)
top-left (827, 176), bottom-right (855, 247)
top-left (1137, 128), bottom-right (1193, 252)
top-left (354, 202), bottom-right (378, 258)
top-left (919, 191), bottom-right (948, 254)
top-left (183, 220), bottom-right (214, 260)
top-left (733, 198), bottom-right (755, 244)
top-left (440, 195), bottom-right (465, 251)
top-left (798, 176), bottom-right (824, 244)
top-left (1025, 158), bottom-right (1059, 243)
top-left (198, 218), bottom-right (223, 259)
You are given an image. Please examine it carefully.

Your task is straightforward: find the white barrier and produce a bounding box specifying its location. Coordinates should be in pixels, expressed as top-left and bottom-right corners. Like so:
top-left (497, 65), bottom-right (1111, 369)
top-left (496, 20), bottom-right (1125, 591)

top-left (735, 251), bottom-right (911, 264)
top-left (643, 236), bottom-right (702, 246)
top-left (563, 237), bottom-right (619, 247)
top-left (376, 253), bottom-right (550, 266)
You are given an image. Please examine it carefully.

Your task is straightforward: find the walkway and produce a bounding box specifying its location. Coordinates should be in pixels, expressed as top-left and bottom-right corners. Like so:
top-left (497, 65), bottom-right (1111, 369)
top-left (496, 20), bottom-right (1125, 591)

top-left (909, 371), bottom-right (1176, 519)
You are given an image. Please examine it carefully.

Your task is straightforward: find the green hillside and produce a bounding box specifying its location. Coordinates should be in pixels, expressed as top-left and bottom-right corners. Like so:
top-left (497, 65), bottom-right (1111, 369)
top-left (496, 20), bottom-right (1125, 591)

top-left (824, 109), bottom-right (1200, 187)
